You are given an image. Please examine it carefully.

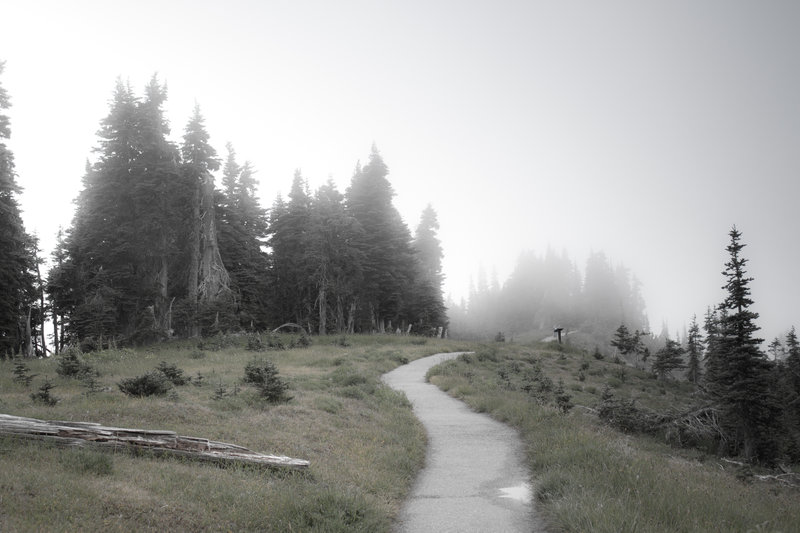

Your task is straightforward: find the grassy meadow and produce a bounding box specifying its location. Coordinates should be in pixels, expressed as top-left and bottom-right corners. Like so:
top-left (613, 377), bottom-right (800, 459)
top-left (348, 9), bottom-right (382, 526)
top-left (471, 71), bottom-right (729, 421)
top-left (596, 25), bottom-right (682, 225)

top-left (427, 341), bottom-right (800, 533)
top-left (0, 334), bottom-right (469, 532)
top-left (3, 335), bottom-right (798, 532)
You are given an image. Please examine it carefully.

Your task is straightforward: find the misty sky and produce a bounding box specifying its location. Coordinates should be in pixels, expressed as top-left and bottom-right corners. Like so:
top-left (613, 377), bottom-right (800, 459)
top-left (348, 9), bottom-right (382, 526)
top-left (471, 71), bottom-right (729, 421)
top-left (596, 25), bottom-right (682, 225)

top-left (3, 1), bottom-right (799, 341)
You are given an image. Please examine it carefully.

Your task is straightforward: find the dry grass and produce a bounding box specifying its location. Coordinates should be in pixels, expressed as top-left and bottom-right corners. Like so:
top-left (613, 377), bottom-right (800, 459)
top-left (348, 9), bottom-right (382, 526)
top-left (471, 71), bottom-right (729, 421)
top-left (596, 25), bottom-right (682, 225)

top-left (429, 342), bottom-right (800, 533)
top-left (0, 334), bottom-right (470, 532)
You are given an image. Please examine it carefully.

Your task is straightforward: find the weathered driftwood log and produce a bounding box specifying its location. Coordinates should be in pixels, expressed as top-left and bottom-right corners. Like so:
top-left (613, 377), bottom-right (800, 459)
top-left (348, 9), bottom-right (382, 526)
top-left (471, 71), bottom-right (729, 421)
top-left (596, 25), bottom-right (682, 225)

top-left (0, 413), bottom-right (309, 470)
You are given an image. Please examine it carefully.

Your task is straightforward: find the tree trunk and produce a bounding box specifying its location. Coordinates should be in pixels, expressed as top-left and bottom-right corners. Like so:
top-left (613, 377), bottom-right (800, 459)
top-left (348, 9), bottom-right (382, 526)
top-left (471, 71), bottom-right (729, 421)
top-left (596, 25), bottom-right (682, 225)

top-left (24, 308), bottom-right (33, 357)
top-left (52, 314), bottom-right (59, 356)
top-left (0, 414), bottom-right (308, 470)
top-left (198, 172), bottom-right (231, 303)
top-left (347, 301), bottom-right (356, 334)
top-left (36, 260), bottom-right (47, 355)
top-left (318, 285), bottom-right (327, 335)
top-left (335, 296), bottom-right (344, 334)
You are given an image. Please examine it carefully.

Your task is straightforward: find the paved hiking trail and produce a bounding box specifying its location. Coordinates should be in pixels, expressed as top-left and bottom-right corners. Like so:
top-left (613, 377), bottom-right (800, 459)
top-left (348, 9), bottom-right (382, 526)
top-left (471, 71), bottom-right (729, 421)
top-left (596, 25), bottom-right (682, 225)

top-left (383, 352), bottom-right (544, 533)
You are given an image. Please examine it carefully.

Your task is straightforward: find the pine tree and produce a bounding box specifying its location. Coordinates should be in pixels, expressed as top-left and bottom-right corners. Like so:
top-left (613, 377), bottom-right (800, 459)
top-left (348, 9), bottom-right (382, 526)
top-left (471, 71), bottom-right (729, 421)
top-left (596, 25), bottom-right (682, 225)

top-left (707, 226), bottom-right (779, 463)
top-left (0, 61), bottom-right (37, 357)
top-left (652, 336), bottom-right (686, 380)
top-left (180, 104), bottom-right (222, 336)
top-left (345, 145), bottom-right (416, 332)
top-left (217, 154), bottom-right (268, 330)
top-left (685, 314), bottom-right (703, 384)
top-left (266, 170), bottom-right (312, 327)
top-left (304, 180), bottom-right (364, 334)
top-left (409, 205), bottom-right (447, 333)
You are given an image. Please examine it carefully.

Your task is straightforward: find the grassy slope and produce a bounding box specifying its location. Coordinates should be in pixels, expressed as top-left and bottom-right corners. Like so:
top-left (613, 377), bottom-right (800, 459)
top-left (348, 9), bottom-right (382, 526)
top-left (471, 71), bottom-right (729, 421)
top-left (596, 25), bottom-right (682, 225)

top-left (428, 342), bottom-right (800, 533)
top-left (0, 335), bottom-right (470, 532)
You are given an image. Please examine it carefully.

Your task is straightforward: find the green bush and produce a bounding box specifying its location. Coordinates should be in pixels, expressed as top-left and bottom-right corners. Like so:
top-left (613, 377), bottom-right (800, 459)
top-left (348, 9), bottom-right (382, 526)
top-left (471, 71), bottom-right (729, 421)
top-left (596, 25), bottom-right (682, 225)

top-left (118, 371), bottom-right (172, 397)
top-left (12, 361), bottom-right (36, 386)
top-left (55, 347), bottom-right (97, 379)
top-left (243, 358), bottom-right (291, 403)
top-left (156, 361), bottom-right (190, 385)
top-left (31, 377), bottom-right (58, 406)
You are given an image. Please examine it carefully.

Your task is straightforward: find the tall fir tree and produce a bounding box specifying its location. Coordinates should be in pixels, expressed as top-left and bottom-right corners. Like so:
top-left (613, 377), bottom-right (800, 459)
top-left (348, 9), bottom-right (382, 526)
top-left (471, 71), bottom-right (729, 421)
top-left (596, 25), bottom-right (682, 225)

top-left (706, 226), bottom-right (779, 463)
top-left (345, 145), bottom-right (416, 332)
top-left (304, 180), bottom-right (365, 334)
top-left (179, 104), bottom-right (223, 336)
top-left (217, 151), bottom-right (268, 330)
top-left (652, 335), bottom-right (686, 380)
top-left (0, 61), bottom-right (37, 357)
top-left (685, 314), bottom-right (703, 384)
top-left (266, 170), bottom-right (312, 327)
top-left (410, 205), bottom-right (447, 333)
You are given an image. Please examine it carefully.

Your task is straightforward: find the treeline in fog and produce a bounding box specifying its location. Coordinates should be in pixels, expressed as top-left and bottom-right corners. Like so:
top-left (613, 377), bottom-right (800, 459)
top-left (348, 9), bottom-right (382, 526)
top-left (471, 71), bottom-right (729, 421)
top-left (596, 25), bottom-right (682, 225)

top-left (448, 248), bottom-right (648, 344)
top-left (1, 73), bottom-right (447, 356)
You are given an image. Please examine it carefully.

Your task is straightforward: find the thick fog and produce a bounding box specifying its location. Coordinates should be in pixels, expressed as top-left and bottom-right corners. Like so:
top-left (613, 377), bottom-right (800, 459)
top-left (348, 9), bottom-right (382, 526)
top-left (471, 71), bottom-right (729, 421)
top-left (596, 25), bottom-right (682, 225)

top-left (4, 1), bottom-right (799, 341)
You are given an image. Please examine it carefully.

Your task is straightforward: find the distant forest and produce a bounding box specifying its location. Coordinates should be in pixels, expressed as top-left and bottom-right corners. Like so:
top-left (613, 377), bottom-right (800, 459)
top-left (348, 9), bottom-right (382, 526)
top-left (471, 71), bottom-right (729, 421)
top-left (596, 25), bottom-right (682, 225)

top-left (449, 249), bottom-right (648, 344)
top-left (0, 72), bottom-right (446, 356)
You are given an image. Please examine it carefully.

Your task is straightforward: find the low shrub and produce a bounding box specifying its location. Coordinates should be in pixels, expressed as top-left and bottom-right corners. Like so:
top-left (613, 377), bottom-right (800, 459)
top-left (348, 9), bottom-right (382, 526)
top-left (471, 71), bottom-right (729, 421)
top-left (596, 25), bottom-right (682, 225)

top-left (156, 361), bottom-right (190, 385)
top-left (12, 361), bottom-right (36, 386)
top-left (118, 371), bottom-right (172, 397)
top-left (31, 377), bottom-right (58, 406)
top-left (55, 347), bottom-right (97, 379)
top-left (243, 358), bottom-right (291, 403)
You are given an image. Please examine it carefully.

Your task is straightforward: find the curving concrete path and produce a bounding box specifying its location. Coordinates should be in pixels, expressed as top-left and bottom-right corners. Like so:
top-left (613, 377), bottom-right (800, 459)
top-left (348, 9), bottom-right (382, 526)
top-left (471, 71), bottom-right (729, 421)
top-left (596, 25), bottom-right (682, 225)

top-left (383, 352), bottom-right (544, 533)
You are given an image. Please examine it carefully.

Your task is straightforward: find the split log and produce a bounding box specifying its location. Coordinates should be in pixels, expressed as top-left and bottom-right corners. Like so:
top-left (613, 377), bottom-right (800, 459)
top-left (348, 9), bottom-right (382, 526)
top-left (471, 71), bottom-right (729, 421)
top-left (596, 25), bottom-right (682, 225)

top-left (0, 413), bottom-right (309, 470)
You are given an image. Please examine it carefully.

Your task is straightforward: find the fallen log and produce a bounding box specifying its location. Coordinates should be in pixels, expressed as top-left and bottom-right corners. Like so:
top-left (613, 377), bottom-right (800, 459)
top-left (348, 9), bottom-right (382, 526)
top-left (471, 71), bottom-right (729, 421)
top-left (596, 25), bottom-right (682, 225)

top-left (0, 413), bottom-right (309, 470)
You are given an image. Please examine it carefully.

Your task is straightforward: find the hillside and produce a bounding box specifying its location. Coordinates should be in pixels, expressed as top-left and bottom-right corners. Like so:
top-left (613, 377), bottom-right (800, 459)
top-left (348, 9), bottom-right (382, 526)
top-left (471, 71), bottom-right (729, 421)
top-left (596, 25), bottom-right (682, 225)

top-left (428, 341), bottom-right (800, 532)
top-left (0, 334), bottom-right (469, 532)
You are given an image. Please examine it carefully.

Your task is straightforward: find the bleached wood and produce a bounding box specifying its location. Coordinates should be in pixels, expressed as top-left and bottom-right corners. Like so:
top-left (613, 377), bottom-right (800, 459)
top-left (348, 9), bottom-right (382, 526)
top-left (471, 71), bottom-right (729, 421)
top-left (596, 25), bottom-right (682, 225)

top-left (0, 413), bottom-right (309, 470)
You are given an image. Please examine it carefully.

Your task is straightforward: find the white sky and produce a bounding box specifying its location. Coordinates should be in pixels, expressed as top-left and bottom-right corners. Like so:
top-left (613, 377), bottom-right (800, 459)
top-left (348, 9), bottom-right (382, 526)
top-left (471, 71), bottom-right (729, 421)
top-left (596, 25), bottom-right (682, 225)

top-left (3, 1), bottom-right (799, 341)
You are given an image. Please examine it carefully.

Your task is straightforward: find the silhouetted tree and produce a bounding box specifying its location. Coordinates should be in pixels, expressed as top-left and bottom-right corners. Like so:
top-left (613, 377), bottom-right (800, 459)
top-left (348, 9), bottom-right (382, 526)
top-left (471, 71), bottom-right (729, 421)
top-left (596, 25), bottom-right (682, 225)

top-left (0, 61), bottom-right (37, 357)
top-left (706, 226), bottom-right (780, 463)
top-left (685, 314), bottom-right (703, 384)
top-left (652, 336), bottom-right (686, 380)
top-left (345, 145), bottom-right (416, 332)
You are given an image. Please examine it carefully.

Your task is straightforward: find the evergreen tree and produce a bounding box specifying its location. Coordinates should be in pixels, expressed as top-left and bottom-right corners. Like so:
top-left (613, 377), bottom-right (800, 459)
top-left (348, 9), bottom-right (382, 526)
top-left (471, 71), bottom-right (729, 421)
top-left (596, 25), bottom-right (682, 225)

top-left (304, 180), bottom-right (364, 334)
top-left (45, 227), bottom-right (73, 353)
top-left (217, 154), bottom-right (268, 330)
top-left (0, 61), bottom-right (38, 357)
top-left (707, 226), bottom-right (779, 463)
top-left (410, 205), bottom-right (447, 333)
top-left (345, 145), bottom-right (416, 332)
top-left (179, 104), bottom-right (223, 336)
top-left (685, 314), bottom-right (703, 384)
top-left (652, 336), bottom-right (686, 380)
top-left (131, 76), bottom-right (183, 338)
top-left (266, 170), bottom-right (312, 327)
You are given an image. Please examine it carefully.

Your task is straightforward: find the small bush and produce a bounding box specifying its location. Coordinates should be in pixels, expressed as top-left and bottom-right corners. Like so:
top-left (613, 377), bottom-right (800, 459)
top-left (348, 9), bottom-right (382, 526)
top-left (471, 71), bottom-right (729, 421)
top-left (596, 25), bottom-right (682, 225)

top-left (592, 346), bottom-right (604, 360)
top-left (554, 379), bottom-right (573, 413)
top-left (243, 358), bottom-right (291, 403)
top-left (246, 333), bottom-right (266, 351)
top-left (156, 361), bottom-right (190, 385)
top-left (118, 371), bottom-right (172, 397)
top-left (212, 380), bottom-right (229, 400)
top-left (335, 336), bottom-right (351, 347)
top-left (31, 377), bottom-right (58, 406)
top-left (607, 377), bottom-right (623, 389)
top-left (494, 331), bottom-right (506, 342)
top-left (55, 347), bottom-right (96, 379)
top-left (292, 333), bottom-right (312, 348)
top-left (82, 374), bottom-right (103, 395)
top-left (12, 361), bottom-right (36, 386)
